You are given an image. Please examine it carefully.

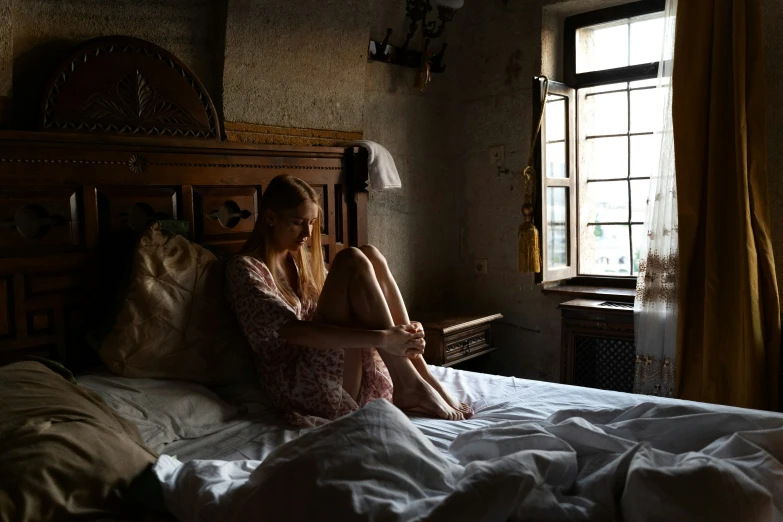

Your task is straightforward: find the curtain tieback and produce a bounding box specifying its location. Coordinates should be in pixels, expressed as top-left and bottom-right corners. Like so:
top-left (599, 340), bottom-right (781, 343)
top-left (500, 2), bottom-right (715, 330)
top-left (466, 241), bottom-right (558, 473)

top-left (518, 76), bottom-right (549, 274)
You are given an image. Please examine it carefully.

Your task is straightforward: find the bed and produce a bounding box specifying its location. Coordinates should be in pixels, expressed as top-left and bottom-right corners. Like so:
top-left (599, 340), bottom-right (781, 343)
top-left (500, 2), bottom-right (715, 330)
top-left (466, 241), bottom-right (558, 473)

top-left (1, 36), bottom-right (782, 522)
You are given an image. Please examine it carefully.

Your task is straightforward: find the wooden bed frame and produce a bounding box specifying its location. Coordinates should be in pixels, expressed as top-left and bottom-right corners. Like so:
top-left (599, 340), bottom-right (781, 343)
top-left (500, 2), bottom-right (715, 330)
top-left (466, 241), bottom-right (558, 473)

top-left (0, 36), bottom-right (369, 369)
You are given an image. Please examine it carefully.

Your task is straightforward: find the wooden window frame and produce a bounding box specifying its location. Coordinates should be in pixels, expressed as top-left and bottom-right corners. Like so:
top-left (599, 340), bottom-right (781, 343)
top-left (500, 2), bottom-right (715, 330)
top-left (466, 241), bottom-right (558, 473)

top-left (564, 0), bottom-right (665, 88)
top-left (535, 0), bottom-right (665, 286)
top-left (534, 77), bottom-right (577, 283)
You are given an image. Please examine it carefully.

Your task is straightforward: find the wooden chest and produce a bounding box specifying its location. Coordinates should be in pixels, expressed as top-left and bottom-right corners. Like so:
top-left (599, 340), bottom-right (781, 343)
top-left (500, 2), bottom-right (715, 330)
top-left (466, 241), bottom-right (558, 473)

top-left (419, 314), bottom-right (503, 367)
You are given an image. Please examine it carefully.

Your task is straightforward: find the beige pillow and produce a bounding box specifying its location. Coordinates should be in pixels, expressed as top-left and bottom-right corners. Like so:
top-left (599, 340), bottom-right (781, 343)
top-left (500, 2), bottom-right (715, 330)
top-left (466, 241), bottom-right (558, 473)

top-left (99, 224), bottom-right (256, 385)
top-left (0, 361), bottom-right (157, 521)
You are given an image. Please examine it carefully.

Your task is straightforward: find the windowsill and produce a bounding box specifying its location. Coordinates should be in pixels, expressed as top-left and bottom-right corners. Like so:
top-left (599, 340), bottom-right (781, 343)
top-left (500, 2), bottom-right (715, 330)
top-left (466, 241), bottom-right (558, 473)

top-left (541, 281), bottom-right (635, 302)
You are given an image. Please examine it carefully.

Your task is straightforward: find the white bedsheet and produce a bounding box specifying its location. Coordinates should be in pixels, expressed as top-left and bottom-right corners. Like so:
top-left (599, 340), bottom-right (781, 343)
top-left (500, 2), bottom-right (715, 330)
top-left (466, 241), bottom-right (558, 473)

top-left (153, 398), bottom-right (783, 522)
top-left (148, 366), bottom-right (777, 464)
top-left (83, 367), bottom-right (783, 521)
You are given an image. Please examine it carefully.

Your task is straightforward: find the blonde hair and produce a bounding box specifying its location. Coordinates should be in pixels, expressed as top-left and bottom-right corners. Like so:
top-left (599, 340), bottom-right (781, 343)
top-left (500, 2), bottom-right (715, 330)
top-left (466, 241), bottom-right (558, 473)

top-left (240, 175), bottom-right (325, 308)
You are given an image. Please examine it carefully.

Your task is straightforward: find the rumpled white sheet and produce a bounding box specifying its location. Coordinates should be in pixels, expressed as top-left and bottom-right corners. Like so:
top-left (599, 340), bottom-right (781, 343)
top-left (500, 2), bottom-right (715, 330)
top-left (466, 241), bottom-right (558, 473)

top-left (153, 398), bottom-right (783, 522)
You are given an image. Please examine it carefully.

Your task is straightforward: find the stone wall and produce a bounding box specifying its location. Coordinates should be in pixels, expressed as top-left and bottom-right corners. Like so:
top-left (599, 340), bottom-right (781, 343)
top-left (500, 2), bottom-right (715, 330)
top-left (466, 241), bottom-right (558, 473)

top-left (363, 2), bottom-right (464, 314)
top-left (2, 0), bottom-right (462, 313)
top-left (447, 0), bottom-right (783, 382)
top-left (446, 0), bottom-right (567, 382)
top-left (9, 0), bottom-right (226, 129)
top-left (222, 0), bottom-right (368, 133)
top-left (2, 0), bottom-right (781, 382)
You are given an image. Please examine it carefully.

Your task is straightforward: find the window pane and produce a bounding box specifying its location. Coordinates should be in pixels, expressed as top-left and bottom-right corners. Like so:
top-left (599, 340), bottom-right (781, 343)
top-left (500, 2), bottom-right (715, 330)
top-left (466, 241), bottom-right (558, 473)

top-left (546, 187), bottom-right (568, 269)
top-left (580, 90), bottom-right (628, 136)
top-left (582, 136), bottom-right (628, 180)
top-left (582, 180), bottom-right (629, 223)
top-left (546, 96), bottom-right (566, 141)
top-left (576, 21), bottom-right (629, 74)
top-left (630, 134), bottom-right (659, 178)
top-left (580, 224), bottom-right (631, 276)
top-left (631, 224), bottom-right (647, 275)
top-left (546, 141), bottom-right (567, 178)
top-left (575, 12), bottom-right (666, 75)
top-left (630, 15), bottom-right (664, 65)
top-left (630, 179), bottom-right (650, 222)
top-left (630, 88), bottom-right (660, 133)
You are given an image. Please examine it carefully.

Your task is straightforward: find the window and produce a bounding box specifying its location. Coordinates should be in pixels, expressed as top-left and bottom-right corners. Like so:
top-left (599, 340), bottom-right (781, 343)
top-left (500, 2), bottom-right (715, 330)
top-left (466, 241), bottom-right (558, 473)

top-left (535, 0), bottom-right (667, 283)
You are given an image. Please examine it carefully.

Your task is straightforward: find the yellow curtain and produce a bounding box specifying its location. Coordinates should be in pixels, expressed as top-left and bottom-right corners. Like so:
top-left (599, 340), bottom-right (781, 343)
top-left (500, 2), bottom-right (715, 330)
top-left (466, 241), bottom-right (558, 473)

top-left (673, 0), bottom-right (780, 410)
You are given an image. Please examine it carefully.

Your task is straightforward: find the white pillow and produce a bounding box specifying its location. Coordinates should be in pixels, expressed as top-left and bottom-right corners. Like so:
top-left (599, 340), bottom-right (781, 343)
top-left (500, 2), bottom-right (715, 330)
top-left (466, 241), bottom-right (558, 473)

top-left (78, 374), bottom-right (238, 452)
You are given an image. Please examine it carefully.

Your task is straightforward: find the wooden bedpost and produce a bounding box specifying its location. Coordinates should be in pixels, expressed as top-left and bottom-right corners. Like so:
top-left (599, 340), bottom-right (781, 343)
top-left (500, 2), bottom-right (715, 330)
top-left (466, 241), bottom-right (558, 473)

top-left (349, 146), bottom-right (369, 247)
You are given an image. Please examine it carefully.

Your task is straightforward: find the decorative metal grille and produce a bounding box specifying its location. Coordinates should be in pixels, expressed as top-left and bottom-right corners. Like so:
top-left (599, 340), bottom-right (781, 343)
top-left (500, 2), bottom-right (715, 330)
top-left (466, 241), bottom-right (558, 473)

top-left (573, 336), bottom-right (635, 392)
top-left (599, 301), bottom-right (634, 309)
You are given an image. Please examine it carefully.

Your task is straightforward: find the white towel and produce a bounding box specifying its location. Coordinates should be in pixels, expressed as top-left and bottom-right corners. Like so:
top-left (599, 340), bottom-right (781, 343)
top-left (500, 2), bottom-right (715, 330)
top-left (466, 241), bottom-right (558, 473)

top-left (346, 140), bottom-right (402, 191)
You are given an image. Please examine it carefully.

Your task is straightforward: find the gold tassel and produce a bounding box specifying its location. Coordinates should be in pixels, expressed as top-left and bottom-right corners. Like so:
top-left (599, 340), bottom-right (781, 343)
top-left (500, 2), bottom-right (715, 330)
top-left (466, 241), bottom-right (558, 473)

top-left (518, 218), bottom-right (541, 273)
top-left (518, 78), bottom-right (548, 274)
top-left (518, 165), bottom-right (542, 273)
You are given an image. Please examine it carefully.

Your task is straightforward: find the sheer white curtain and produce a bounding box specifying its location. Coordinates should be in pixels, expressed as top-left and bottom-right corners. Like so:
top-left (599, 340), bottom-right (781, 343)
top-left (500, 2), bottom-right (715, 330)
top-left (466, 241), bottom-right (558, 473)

top-left (633, 0), bottom-right (677, 397)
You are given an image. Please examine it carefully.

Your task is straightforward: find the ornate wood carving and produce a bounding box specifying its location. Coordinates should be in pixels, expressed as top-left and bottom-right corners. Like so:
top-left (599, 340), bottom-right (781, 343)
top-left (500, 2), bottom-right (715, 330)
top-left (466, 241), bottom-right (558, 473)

top-left (420, 314), bottom-right (503, 366)
top-left (0, 156), bottom-right (343, 171)
top-left (0, 131), bottom-right (368, 368)
top-left (446, 332), bottom-right (489, 354)
top-left (40, 37), bottom-right (220, 141)
top-left (0, 255), bottom-right (87, 365)
top-left (81, 70), bottom-right (201, 128)
top-left (206, 201), bottom-right (253, 229)
top-left (128, 154), bottom-right (148, 173)
top-left (0, 189), bottom-right (79, 255)
top-left (194, 187), bottom-right (257, 250)
top-left (97, 187), bottom-right (177, 233)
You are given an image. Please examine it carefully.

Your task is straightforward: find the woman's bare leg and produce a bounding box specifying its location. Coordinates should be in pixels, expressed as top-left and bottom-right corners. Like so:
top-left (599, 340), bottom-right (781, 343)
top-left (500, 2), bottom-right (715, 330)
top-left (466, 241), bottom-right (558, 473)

top-left (358, 245), bottom-right (473, 418)
top-left (316, 247), bottom-right (463, 420)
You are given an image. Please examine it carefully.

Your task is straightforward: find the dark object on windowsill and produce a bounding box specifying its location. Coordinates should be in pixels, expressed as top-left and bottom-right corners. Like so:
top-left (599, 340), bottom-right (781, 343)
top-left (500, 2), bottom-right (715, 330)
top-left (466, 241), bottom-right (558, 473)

top-left (368, 28), bottom-right (448, 73)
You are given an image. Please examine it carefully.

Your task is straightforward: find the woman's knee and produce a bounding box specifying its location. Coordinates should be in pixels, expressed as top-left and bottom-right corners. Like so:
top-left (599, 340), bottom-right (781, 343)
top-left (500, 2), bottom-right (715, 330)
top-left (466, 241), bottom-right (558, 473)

top-left (333, 246), bottom-right (374, 274)
top-left (358, 244), bottom-right (387, 267)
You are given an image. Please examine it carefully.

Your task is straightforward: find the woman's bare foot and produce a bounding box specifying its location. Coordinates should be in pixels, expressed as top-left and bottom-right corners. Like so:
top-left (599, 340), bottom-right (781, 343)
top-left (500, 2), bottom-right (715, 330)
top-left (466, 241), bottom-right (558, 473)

top-left (392, 374), bottom-right (464, 421)
top-left (409, 353), bottom-right (474, 419)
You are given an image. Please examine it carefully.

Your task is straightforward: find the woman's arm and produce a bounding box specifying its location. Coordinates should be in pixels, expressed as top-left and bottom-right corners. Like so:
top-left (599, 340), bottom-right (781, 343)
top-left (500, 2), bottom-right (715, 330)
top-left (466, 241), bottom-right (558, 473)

top-left (277, 320), bottom-right (424, 357)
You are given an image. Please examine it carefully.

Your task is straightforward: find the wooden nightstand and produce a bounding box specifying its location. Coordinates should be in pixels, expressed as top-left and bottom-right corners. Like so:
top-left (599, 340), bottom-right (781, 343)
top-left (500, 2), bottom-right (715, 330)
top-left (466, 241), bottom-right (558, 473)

top-left (418, 314), bottom-right (503, 367)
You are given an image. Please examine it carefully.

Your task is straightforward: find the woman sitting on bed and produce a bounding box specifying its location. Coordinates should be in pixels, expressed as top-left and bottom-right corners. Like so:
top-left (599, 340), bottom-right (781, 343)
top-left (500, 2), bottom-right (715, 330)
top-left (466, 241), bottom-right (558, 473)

top-left (226, 175), bottom-right (472, 426)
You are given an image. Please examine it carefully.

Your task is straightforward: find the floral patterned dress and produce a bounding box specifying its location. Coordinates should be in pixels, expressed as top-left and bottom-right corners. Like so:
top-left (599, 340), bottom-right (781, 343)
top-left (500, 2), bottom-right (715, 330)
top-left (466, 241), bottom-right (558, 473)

top-left (225, 255), bottom-right (393, 427)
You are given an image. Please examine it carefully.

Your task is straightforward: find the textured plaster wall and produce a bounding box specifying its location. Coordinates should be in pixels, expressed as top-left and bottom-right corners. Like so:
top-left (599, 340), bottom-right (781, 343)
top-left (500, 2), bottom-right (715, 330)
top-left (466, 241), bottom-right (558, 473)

top-left (223, 0), bottom-right (369, 132)
top-left (4, 0), bottom-right (461, 312)
top-left (14, 0), bottom-right (780, 378)
top-left (445, 0), bottom-right (569, 382)
top-left (449, 0), bottom-right (783, 382)
top-left (363, 1), bottom-right (463, 313)
top-left (221, 0), bottom-right (462, 311)
top-left (10, 0), bottom-right (226, 128)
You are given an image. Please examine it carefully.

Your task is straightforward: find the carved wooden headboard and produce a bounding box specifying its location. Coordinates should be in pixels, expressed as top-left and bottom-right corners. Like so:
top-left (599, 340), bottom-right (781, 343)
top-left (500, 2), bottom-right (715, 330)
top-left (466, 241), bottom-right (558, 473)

top-left (0, 36), bottom-right (369, 369)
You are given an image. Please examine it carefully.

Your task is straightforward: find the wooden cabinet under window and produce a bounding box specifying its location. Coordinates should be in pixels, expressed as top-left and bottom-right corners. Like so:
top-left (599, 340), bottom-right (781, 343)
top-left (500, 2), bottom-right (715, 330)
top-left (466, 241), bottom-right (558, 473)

top-left (560, 299), bottom-right (636, 393)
